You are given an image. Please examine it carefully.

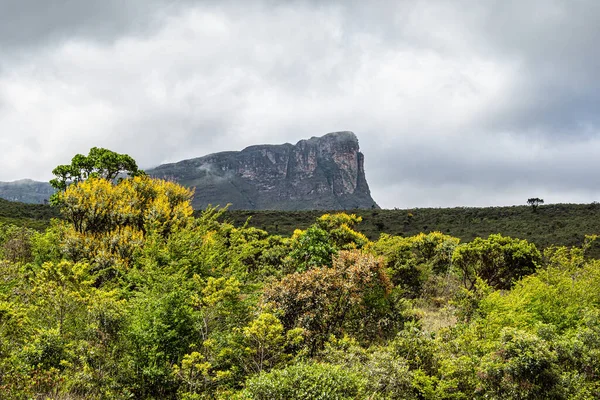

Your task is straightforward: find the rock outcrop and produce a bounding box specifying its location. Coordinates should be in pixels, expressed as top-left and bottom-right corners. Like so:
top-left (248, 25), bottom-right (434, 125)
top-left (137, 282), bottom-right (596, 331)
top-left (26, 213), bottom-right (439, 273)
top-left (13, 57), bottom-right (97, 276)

top-left (148, 131), bottom-right (379, 210)
top-left (0, 132), bottom-right (379, 210)
top-left (0, 179), bottom-right (54, 204)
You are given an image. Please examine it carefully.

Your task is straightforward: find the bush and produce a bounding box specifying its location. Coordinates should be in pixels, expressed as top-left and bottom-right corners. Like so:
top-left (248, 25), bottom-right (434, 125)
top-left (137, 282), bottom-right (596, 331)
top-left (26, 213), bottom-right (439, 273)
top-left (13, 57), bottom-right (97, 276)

top-left (241, 362), bottom-right (366, 400)
top-left (478, 329), bottom-right (563, 399)
top-left (264, 250), bottom-right (400, 353)
top-left (452, 234), bottom-right (541, 290)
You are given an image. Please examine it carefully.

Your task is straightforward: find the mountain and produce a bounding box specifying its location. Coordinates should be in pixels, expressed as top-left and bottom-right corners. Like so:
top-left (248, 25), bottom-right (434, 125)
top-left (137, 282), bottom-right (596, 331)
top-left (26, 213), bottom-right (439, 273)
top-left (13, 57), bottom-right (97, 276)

top-left (0, 131), bottom-right (379, 210)
top-left (147, 131), bottom-right (379, 210)
top-left (0, 179), bottom-right (54, 204)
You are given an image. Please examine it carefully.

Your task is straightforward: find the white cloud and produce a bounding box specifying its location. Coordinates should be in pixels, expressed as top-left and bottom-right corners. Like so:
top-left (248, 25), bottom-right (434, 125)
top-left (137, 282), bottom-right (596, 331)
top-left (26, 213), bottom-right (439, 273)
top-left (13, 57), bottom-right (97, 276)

top-left (0, 0), bottom-right (599, 208)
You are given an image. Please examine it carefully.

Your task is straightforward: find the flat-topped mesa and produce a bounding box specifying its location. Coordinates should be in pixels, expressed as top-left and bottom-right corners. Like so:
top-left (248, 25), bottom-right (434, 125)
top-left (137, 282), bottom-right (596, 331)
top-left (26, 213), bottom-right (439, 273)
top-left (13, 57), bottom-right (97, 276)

top-left (149, 131), bottom-right (379, 210)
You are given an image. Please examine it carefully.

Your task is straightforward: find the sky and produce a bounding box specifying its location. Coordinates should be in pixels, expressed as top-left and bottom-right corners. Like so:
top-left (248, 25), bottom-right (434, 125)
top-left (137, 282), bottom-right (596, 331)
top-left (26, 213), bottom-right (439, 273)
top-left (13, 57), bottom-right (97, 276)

top-left (1, 0), bottom-right (600, 209)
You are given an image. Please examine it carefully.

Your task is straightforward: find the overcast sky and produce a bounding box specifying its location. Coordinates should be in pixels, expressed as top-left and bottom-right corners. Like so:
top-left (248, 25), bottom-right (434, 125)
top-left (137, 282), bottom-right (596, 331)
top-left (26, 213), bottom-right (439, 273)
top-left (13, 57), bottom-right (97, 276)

top-left (1, 0), bottom-right (599, 208)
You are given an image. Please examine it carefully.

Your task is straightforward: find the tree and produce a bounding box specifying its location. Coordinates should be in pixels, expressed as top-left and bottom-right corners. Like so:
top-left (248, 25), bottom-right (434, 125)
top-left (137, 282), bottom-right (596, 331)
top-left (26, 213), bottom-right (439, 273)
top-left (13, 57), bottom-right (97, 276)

top-left (58, 175), bottom-right (193, 236)
top-left (370, 232), bottom-right (460, 298)
top-left (49, 147), bottom-right (142, 195)
top-left (452, 234), bottom-right (541, 290)
top-left (239, 313), bottom-right (303, 374)
top-left (264, 250), bottom-right (400, 353)
top-left (527, 197), bottom-right (544, 212)
top-left (241, 362), bottom-right (367, 400)
top-left (285, 213), bottom-right (369, 272)
top-left (478, 329), bottom-right (562, 399)
top-left (0, 225), bottom-right (34, 264)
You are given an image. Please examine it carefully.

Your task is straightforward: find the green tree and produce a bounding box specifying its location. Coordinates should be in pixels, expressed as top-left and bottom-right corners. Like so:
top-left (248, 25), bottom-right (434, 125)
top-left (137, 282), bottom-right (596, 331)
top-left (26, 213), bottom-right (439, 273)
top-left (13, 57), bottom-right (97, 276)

top-left (126, 269), bottom-right (198, 398)
top-left (370, 232), bottom-right (460, 298)
top-left (240, 362), bottom-right (367, 400)
top-left (50, 147), bottom-right (142, 193)
top-left (452, 234), bottom-right (541, 290)
top-left (0, 224), bottom-right (34, 264)
top-left (238, 313), bottom-right (303, 374)
top-left (314, 213), bottom-right (369, 250)
top-left (478, 329), bottom-right (562, 399)
top-left (286, 213), bottom-right (369, 272)
top-left (286, 225), bottom-right (337, 272)
top-left (321, 336), bottom-right (415, 400)
top-left (29, 261), bottom-right (92, 336)
top-left (527, 197), bottom-right (544, 212)
top-left (264, 250), bottom-right (400, 353)
top-left (54, 175), bottom-right (194, 281)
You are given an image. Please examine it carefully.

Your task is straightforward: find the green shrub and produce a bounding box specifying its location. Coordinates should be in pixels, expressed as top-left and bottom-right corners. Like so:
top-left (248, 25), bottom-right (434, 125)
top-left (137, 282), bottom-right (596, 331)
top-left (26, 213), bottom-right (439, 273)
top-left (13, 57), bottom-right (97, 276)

top-left (241, 362), bottom-right (366, 400)
top-left (478, 328), bottom-right (563, 399)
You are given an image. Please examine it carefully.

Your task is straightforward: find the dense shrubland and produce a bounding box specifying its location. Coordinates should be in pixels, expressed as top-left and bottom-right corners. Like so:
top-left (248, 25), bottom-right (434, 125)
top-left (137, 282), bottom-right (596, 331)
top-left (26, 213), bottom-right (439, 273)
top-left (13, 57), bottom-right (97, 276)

top-left (5, 199), bottom-right (600, 257)
top-left (1, 168), bottom-right (600, 398)
top-left (222, 204), bottom-right (600, 257)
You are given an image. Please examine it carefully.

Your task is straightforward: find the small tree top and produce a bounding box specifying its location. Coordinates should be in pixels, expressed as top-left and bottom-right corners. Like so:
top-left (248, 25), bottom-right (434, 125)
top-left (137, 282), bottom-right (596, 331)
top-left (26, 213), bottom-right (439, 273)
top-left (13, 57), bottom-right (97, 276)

top-left (527, 198), bottom-right (544, 212)
top-left (50, 147), bottom-right (143, 192)
top-left (527, 198), bottom-right (544, 206)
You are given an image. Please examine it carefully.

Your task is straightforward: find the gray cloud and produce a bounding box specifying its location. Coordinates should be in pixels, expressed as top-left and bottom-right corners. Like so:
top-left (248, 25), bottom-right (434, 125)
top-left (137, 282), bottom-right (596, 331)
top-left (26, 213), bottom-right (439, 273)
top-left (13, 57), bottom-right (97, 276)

top-left (0, 0), bottom-right (599, 208)
top-left (0, 0), bottom-right (173, 50)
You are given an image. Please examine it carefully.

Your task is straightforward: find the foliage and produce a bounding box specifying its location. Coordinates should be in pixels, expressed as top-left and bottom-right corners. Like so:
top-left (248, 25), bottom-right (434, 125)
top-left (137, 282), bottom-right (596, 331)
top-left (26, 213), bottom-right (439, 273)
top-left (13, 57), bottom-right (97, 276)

top-left (239, 313), bottom-right (299, 374)
top-left (479, 258), bottom-right (600, 335)
top-left (56, 176), bottom-right (194, 280)
top-left (5, 200), bottom-right (600, 257)
top-left (264, 250), bottom-right (402, 353)
top-left (239, 362), bottom-right (367, 400)
top-left (370, 232), bottom-right (459, 298)
top-left (321, 335), bottom-right (415, 400)
top-left (0, 224), bottom-right (34, 264)
top-left (2, 151), bottom-right (600, 398)
top-left (0, 198), bottom-right (59, 230)
top-left (452, 234), bottom-right (541, 290)
top-left (219, 203), bottom-right (600, 258)
top-left (527, 197), bottom-right (544, 212)
top-left (314, 213), bottom-right (369, 250)
top-left (285, 213), bottom-right (368, 272)
top-left (49, 147), bottom-right (142, 193)
top-left (478, 328), bottom-right (563, 399)
top-left (58, 175), bottom-right (193, 236)
top-left (286, 225), bottom-right (337, 271)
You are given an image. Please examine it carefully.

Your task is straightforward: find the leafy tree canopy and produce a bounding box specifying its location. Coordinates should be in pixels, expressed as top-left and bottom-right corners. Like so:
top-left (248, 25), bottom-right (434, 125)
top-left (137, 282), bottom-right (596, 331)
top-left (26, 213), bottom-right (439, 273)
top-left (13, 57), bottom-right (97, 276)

top-left (527, 197), bottom-right (544, 212)
top-left (49, 147), bottom-right (143, 193)
top-left (452, 234), bottom-right (541, 290)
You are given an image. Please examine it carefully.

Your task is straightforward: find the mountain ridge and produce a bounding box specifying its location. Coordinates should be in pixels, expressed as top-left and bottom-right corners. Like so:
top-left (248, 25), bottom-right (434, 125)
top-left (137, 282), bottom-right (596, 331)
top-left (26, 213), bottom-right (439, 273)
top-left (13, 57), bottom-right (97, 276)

top-left (147, 131), bottom-right (379, 210)
top-left (0, 132), bottom-right (379, 210)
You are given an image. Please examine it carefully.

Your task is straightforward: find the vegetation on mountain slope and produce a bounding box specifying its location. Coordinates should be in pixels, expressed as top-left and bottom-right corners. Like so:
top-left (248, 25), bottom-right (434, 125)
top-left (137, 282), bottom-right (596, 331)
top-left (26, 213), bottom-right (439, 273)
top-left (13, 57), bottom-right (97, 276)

top-left (3, 199), bottom-right (600, 256)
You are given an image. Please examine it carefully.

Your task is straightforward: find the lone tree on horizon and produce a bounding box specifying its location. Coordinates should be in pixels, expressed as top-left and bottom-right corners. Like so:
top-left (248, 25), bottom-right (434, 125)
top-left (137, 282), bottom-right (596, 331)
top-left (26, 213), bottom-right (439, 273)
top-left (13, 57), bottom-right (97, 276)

top-left (527, 197), bottom-right (544, 212)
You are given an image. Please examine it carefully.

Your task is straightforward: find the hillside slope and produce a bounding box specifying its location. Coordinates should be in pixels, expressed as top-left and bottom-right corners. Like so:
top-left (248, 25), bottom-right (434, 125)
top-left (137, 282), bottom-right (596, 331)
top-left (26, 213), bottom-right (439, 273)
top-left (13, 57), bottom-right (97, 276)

top-left (2, 199), bottom-right (599, 255)
top-left (219, 203), bottom-right (600, 254)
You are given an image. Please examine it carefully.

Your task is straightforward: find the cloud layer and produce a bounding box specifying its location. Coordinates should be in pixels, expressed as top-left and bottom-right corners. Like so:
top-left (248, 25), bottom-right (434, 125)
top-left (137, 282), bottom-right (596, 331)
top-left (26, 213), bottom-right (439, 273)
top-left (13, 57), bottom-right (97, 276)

top-left (1, 0), bottom-right (599, 208)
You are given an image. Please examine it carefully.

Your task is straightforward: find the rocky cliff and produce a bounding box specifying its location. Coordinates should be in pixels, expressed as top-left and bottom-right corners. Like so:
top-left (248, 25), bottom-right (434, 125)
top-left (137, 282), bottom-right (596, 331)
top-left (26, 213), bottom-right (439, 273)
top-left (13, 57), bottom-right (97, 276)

top-left (148, 131), bottom-right (379, 210)
top-left (0, 132), bottom-right (379, 210)
top-left (0, 180), bottom-right (54, 204)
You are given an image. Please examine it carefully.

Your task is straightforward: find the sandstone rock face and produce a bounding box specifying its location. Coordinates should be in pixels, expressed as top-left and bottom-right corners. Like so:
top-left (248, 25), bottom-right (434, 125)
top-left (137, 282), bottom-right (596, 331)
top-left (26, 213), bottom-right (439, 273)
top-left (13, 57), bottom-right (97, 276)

top-left (148, 131), bottom-right (379, 210)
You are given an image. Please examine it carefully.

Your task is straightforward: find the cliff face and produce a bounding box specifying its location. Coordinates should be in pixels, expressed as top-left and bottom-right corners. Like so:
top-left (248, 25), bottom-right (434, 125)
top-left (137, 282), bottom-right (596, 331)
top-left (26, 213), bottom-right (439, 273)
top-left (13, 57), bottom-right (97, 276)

top-left (0, 180), bottom-right (54, 204)
top-left (0, 132), bottom-right (379, 210)
top-left (148, 131), bottom-right (379, 210)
